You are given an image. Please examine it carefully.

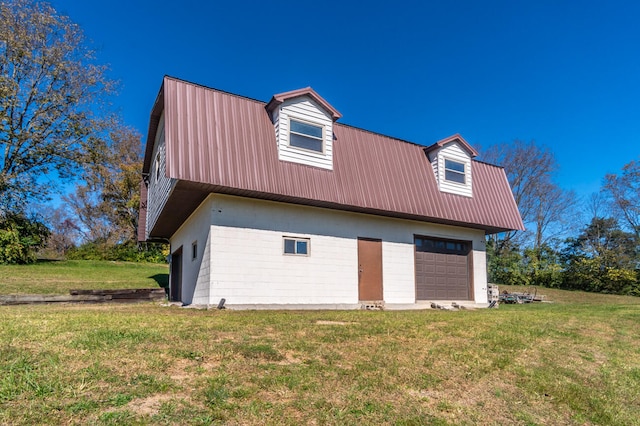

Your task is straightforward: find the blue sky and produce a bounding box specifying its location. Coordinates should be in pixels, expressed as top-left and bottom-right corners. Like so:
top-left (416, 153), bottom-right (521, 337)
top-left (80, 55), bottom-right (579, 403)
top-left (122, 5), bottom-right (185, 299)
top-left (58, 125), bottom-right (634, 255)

top-left (52, 0), bottom-right (639, 200)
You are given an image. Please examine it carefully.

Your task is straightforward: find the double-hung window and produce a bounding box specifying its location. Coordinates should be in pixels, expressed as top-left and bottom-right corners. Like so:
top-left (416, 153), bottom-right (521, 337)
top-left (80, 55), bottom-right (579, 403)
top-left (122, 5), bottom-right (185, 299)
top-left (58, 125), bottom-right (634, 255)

top-left (444, 159), bottom-right (465, 184)
top-left (289, 119), bottom-right (324, 153)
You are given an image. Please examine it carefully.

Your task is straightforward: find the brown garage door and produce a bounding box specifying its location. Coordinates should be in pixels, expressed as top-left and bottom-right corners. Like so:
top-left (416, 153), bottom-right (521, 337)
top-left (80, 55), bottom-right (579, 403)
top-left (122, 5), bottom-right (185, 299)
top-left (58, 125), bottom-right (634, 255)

top-left (415, 236), bottom-right (471, 300)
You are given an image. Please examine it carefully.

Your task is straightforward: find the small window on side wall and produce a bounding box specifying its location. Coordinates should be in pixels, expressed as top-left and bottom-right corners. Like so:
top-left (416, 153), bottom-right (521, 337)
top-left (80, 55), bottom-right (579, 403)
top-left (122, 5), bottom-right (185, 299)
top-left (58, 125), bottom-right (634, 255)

top-left (283, 237), bottom-right (309, 256)
top-left (289, 119), bottom-right (323, 153)
top-left (444, 159), bottom-right (465, 184)
top-left (191, 241), bottom-right (197, 260)
top-left (155, 153), bottom-right (161, 182)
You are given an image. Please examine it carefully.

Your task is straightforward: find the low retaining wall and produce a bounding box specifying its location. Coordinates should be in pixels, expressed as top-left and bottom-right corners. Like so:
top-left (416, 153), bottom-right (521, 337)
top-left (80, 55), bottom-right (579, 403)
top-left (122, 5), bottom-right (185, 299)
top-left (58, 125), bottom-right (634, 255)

top-left (0, 288), bottom-right (166, 306)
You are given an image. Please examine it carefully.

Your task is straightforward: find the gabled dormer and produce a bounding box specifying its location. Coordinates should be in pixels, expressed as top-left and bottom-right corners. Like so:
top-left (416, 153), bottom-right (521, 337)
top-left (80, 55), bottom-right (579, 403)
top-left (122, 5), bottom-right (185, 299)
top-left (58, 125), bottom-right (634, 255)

top-left (425, 134), bottom-right (478, 198)
top-left (266, 87), bottom-right (341, 170)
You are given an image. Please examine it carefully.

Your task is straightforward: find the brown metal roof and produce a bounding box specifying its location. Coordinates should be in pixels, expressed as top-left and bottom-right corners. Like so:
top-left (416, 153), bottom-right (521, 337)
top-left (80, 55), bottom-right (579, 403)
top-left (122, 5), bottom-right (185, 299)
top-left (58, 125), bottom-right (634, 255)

top-left (141, 76), bottom-right (524, 239)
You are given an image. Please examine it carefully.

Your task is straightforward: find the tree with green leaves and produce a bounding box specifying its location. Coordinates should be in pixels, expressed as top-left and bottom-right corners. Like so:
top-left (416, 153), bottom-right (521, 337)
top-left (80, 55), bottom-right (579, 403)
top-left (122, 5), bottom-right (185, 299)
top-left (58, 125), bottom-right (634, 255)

top-left (562, 217), bottom-right (638, 295)
top-left (65, 125), bottom-right (143, 245)
top-left (486, 239), bottom-right (529, 286)
top-left (0, 0), bottom-right (115, 212)
top-left (522, 245), bottom-right (563, 288)
top-left (0, 212), bottom-right (49, 263)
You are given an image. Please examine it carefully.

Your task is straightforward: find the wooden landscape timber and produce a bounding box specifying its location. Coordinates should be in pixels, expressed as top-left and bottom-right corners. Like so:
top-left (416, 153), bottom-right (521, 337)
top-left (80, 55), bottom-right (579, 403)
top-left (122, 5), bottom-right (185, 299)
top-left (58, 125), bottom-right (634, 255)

top-left (0, 288), bottom-right (166, 306)
top-left (69, 288), bottom-right (167, 301)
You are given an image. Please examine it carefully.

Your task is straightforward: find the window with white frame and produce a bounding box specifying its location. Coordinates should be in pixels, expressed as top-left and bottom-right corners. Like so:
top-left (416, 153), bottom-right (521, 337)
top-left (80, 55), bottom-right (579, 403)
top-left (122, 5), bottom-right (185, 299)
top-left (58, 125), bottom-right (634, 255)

top-left (283, 237), bottom-right (309, 256)
top-left (444, 159), bottom-right (465, 184)
top-left (289, 119), bottom-right (324, 153)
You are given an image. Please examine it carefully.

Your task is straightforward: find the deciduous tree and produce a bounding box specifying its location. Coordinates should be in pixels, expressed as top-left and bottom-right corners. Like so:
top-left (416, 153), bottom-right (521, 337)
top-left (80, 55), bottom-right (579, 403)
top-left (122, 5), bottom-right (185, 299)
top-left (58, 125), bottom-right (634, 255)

top-left (65, 124), bottom-right (142, 245)
top-left (483, 140), bottom-right (575, 251)
top-left (0, 212), bottom-right (49, 263)
top-left (41, 205), bottom-right (80, 257)
top-left (562, 217), bottom-right (638, 295)
top-left (603, 159), bottom-right (640, 240)
top-left (0, 0), bottom-right (115, 212)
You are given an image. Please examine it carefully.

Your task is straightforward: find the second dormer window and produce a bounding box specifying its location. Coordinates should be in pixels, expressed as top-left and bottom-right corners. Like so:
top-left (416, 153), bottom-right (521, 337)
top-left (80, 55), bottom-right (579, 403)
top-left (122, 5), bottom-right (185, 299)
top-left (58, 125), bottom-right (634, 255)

top-left (444, 159), bottom-right (465, 184)
top-left (289, 119), bottom-right (323, 153)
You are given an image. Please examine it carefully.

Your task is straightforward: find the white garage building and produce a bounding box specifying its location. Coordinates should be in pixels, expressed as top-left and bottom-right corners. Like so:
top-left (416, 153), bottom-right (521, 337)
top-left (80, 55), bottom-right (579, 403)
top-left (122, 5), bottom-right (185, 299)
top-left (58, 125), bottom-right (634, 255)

top-left (139, 77), bottom-right (523, 308)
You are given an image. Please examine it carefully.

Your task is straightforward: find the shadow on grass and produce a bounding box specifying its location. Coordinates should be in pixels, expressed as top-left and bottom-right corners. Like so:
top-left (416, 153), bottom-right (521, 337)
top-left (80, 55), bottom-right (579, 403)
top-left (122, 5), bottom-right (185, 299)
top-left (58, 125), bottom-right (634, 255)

top-left (150, 274), bottom-right (169, 297)
top-left (150, 273), bottom-right (169, 288)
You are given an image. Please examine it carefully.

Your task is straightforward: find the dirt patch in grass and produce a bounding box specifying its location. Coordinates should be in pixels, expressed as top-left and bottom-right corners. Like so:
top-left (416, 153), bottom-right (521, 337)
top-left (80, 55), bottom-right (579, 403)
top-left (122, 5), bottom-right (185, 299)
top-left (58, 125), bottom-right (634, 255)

top-left (315, 320), bottom-right (357, 325)
top-left (127, 394), bottom-right (178, 416)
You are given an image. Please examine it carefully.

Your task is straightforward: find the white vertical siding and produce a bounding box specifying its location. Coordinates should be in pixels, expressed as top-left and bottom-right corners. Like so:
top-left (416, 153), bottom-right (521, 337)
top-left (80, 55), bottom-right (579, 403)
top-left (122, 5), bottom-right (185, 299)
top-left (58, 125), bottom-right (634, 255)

top-left (275, 96), bottom-right (334, 170)
top-left (272, 109), bottom-right (280, 149)
top-left (433, 142), bottom-right (473, 198)
top-left (171, 194), bottom-right (488, 306)
top-left (146, 112), bottom-right (177, 238)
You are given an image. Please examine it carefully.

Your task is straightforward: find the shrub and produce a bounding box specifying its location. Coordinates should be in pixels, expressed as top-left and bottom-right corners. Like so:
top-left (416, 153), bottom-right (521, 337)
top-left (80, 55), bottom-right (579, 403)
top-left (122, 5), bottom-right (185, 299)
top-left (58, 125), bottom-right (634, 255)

top-left (523, 246), bottom-right (563, 288)
top-left (487, 240), bottom-right (530, 286)
top-left (66, 241), bottom-right (167, 263)
top-left (0, 214), bottom-right (50, 264)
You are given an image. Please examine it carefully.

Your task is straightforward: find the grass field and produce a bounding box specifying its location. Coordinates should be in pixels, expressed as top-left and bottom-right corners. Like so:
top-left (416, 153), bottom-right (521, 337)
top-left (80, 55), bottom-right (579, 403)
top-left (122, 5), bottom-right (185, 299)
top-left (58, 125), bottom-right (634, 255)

top-left (0, 260), bottom-right (168, 294)
top-left (1, 264), bottom-right (640, 425)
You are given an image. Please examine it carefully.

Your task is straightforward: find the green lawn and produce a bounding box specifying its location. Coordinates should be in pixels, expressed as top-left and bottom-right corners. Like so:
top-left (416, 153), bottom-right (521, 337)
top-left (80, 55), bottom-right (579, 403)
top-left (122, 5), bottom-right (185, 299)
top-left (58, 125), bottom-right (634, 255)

top-left (0, 260), bottom-right (168, 294)
top-left (0, 272), bottom-right (639, 425)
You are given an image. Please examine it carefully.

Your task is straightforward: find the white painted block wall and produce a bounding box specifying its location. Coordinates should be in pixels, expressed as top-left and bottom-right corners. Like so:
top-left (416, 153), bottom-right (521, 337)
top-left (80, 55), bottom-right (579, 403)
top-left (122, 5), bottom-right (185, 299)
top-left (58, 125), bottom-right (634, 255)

top-left (169, 194), bottom-right (488, 306)
top-left (170, 196), bottom-right (214, 305)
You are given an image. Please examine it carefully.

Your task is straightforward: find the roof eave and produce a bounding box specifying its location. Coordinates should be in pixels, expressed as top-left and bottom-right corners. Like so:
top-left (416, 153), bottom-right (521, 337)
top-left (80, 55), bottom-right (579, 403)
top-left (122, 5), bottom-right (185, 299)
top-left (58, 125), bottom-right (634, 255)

top-left (142, 79), bottom-right (166, 174)
top-left (147, 182), bottom-right (525, 240)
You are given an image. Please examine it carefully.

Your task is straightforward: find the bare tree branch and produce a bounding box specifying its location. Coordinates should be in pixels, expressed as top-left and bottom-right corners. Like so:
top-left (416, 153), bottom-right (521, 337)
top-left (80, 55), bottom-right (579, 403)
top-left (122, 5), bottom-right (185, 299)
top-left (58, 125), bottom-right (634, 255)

top-left (483, 140), bottom-right (573, 251)
top-left (603, 159), bottom-right (640, 240)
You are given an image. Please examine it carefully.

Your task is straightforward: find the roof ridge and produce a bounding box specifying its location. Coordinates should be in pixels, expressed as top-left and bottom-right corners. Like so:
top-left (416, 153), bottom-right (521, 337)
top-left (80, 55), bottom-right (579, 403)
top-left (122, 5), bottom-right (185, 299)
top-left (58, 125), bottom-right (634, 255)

top-left (334, 121), bottom-right (426, 147)
top-left (164, 75), bottom-right (480, 154)
top-left (164, 75), bottom-right (269, 106)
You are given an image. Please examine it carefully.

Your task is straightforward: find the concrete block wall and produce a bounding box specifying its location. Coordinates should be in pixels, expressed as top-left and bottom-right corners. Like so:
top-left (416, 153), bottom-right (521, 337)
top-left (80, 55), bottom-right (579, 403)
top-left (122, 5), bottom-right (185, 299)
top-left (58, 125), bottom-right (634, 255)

top-left (169, 193), bottom-right (489, 306)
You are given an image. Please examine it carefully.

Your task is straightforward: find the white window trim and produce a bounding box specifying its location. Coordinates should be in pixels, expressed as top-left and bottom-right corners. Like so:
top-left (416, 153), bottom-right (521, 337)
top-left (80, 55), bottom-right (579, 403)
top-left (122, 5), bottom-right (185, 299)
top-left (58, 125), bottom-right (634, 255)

top-left (287, 117), bottom-right (326, 155)
top-left (283, 236), bottom-right (310, 256)
top-left (443, 157), bottom-right (467, 185)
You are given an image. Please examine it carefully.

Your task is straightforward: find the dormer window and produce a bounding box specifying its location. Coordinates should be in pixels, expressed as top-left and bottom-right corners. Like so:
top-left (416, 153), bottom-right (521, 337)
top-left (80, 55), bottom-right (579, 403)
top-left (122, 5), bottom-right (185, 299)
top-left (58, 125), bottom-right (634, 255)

top-left (444, 159), bottom-right (465, 184)
top-left (425, 134), bottom-right (478, 198)
top-left (266, 87), bottom-right (341, 171)
top-left (290, 119), bottom-right (324, 153)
